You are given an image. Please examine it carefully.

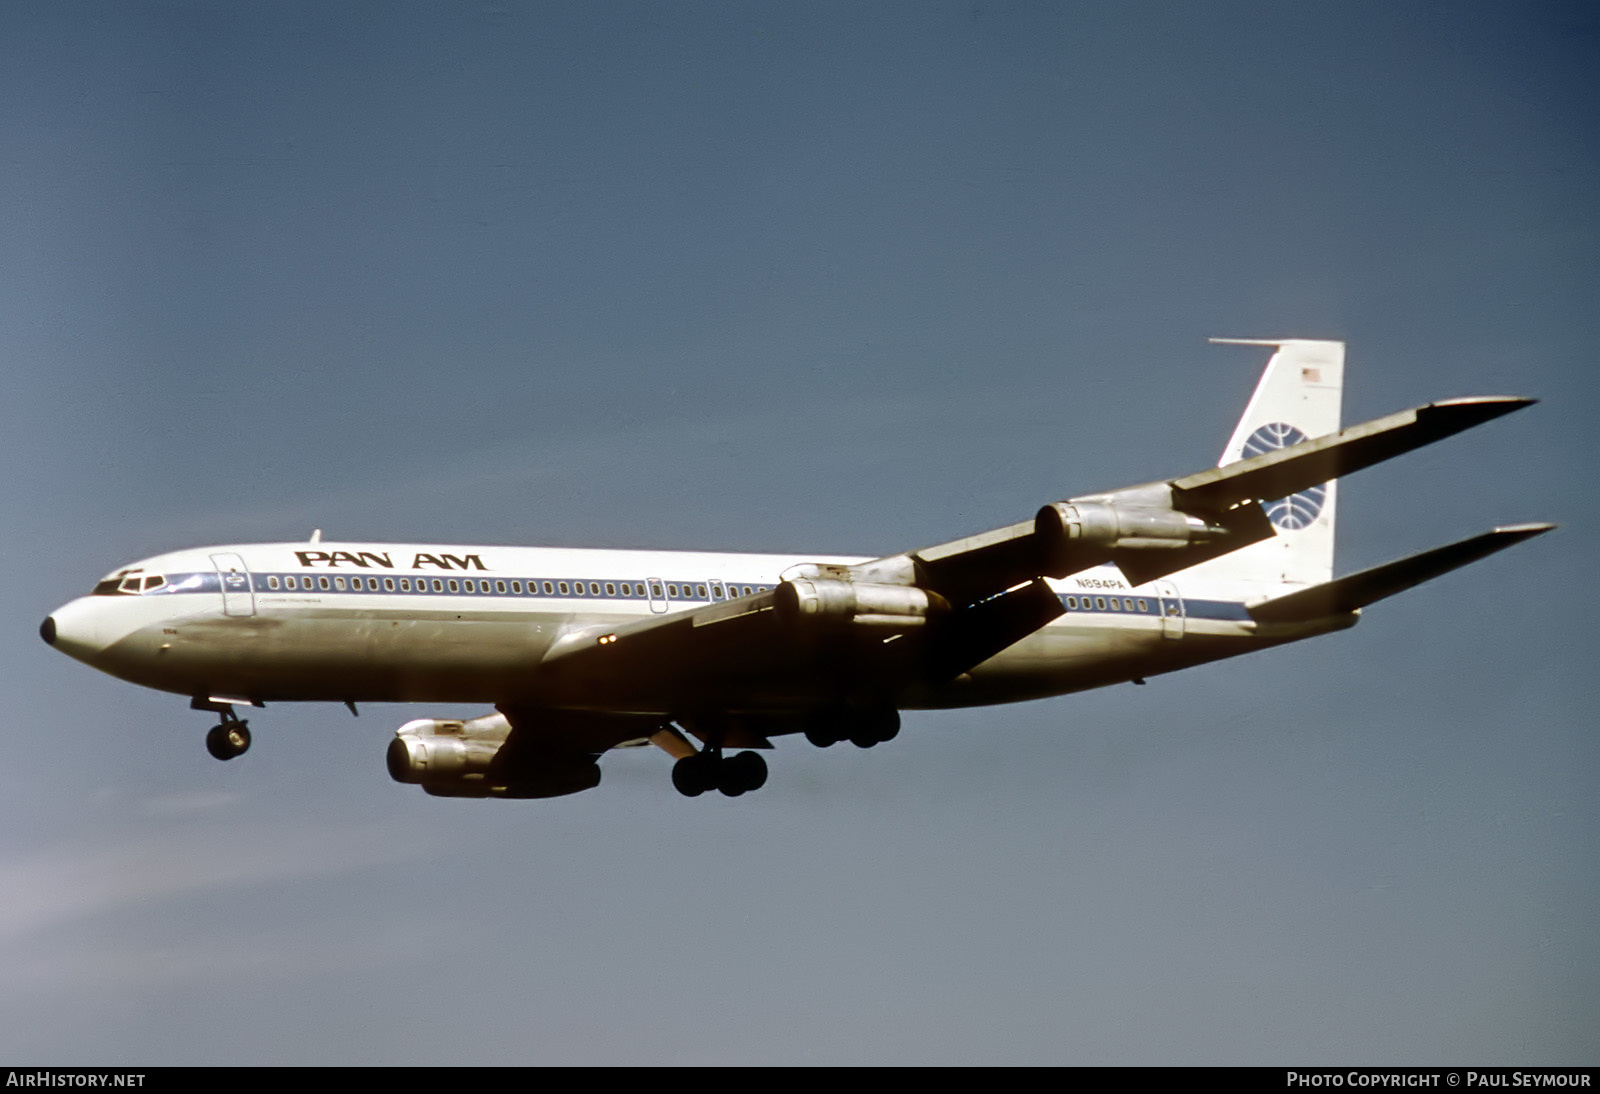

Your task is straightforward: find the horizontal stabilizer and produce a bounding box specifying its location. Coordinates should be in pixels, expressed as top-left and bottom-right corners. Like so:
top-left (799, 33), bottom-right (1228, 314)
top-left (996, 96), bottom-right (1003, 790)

top-left (1247, 523), bottom-right (1555, 622)
top-left (1171, 397), bottom-right (1534, 514)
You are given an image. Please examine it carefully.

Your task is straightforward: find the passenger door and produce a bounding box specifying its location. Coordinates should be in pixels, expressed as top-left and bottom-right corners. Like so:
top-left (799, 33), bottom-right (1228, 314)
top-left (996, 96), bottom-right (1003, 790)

top-left (211, 553), bottom-right (255, 618)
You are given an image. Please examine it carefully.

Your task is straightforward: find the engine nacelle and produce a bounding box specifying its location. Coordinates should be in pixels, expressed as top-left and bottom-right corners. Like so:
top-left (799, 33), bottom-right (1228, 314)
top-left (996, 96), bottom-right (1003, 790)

top-left (774, 578), bottom-right (946, 627)
top-left (386, 714), bottom-right (600, 799)
top-left (1035, 501), bottom-right (1226, 557)
top-left (386, 717), bottom-right (503, 784)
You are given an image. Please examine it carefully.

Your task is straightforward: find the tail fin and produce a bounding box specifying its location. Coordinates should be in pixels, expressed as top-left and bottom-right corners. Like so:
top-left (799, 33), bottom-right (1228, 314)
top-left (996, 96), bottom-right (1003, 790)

top-left (1197, 339), bottom-right (1345, 588)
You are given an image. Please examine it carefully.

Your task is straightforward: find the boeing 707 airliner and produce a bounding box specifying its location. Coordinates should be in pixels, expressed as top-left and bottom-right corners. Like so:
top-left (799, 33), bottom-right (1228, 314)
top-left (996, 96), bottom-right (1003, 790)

top-left (41, 340), bottom-right (1552, 800)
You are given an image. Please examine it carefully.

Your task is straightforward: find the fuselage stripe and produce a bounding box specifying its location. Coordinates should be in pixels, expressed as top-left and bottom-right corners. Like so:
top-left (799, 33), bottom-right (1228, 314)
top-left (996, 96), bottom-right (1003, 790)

top-left (102, 572), bottom-right (1254, 621)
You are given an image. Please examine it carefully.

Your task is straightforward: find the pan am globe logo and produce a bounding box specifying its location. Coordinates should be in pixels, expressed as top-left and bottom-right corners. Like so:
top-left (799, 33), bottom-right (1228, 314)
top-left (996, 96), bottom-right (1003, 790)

top-left (1242, 422), bottom-right (1327, 530)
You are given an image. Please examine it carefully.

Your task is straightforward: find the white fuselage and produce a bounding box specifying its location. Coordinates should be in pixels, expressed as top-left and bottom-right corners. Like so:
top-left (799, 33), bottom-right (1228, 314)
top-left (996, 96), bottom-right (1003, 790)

top-left (45, 540), bottom-right (1352, 715)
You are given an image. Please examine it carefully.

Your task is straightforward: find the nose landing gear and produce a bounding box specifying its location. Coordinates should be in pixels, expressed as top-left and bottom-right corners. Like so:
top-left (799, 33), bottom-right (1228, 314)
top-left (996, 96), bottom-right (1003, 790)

top-left (204, 713), bottom-right (252, 761)
top-left (191, 698), bottom-right (255, 761)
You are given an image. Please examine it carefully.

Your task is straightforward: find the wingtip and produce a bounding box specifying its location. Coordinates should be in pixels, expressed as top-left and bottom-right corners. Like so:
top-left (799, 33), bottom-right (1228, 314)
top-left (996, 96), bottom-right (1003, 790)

top-left (1432, 395), bottom-right (1538, 411)
top-left (1491, 522), bottom-right (1558, 537)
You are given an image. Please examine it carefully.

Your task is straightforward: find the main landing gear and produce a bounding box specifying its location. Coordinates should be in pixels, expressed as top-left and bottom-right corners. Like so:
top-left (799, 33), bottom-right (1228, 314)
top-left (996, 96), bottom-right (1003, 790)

top-left (804, 707), bottom-right (899, 750)
top-left (672, 748), bottom-right (767, 798)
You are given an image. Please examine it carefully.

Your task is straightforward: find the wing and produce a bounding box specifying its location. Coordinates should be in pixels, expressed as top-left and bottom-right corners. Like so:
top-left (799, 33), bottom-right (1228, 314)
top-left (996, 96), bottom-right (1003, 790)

top-left (1246, 523), bottom-right (1555, 623)
top-left (531, 395), bottom-right (1533, 706)
top-left (531, 575), bottom-right (1066, 713)
top-left (882, 395), bottom-right (1534, 594)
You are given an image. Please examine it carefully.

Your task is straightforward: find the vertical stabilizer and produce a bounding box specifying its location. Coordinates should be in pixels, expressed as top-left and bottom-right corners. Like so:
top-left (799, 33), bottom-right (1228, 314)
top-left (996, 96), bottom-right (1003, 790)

top-left (1195, 339), bottom-right (1345, 588)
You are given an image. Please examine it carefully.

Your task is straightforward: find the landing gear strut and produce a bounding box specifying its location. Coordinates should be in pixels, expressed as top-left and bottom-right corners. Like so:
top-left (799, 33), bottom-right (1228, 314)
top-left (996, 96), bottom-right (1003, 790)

top-left (204, 711), bottom-right (251, 761)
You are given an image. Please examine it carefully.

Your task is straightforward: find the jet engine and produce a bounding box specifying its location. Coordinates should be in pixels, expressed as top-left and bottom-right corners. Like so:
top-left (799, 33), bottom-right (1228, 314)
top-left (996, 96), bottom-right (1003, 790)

top-left (1035, 501), bottom-right (1226, 556)
top-left (386, 713), bottom-right (601, 798)
top-left (774, 578), bottom-right (948, 627)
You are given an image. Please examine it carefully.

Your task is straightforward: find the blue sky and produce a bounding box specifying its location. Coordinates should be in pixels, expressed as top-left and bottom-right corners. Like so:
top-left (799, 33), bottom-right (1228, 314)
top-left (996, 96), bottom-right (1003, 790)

top-left (2, 1), bottom-right (1595, 1064)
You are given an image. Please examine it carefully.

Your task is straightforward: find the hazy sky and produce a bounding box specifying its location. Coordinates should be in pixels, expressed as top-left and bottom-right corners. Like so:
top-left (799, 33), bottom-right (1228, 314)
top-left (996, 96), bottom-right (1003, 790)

top-left (3, 1), bottom-right (1595, 1064)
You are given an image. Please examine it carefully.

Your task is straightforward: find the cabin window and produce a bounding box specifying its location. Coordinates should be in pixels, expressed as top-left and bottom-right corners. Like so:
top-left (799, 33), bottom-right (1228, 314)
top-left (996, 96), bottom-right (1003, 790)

top-left (267, 576), bottom-right (280, 590)
top-left (385, 578), bottom-right (395, 592)
top-left (667, 584), bottom-right (678, 598)
top-left (431, 579), bottom-right (443, 593)
top-left (696, 584), bottom-right (707, 599)
top-left (510, 581), bottom-right (521, 594)
top-left (558, 582), bottom-right (569, 595)
top-left (605, 583), bottom-right (616, 596)
top-left (334, 577), bottom-right (346, 591)
top-left (447, 580), bottom-right (459, 593)
top-left (1065, 596), bottom-right (1076, 609)
top-left (1137, 598), bottom-right (1147, 612)
top-left (318, 576), bottom-right (330, 591)
top-left (1095, 597), bottom-right (1106, 610)
top-left (1122, 598), bottom-right (1132, 612)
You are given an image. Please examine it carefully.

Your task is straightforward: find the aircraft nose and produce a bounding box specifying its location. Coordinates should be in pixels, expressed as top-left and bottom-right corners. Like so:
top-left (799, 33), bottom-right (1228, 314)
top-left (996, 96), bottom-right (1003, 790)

top-left (44, 598), bottom-right (122, 665)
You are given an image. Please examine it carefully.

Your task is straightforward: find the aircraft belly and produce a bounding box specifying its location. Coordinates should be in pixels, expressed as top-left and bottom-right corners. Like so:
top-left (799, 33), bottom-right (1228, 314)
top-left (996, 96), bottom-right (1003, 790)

top-left (104, 608), bottom-right (565, 703)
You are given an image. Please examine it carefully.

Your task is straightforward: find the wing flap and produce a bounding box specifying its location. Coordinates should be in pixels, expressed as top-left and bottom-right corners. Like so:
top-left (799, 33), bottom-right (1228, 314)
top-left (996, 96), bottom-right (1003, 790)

top-left (925, 578), bottom-right (1065, 680)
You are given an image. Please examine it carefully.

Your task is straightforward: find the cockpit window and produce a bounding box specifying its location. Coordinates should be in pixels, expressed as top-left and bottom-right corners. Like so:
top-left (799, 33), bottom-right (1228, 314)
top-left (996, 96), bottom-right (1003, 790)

top-left (92, 569), bottom-right (138, 595)
top-left (142, 575), bottom-right (165, 592)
